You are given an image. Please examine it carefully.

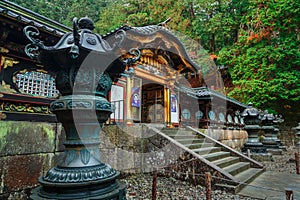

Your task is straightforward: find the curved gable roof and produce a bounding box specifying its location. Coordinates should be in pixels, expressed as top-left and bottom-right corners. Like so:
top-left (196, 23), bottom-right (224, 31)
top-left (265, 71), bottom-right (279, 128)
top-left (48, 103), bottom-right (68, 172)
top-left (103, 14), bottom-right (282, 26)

top-left (102, 24), bottom-right (201, 75)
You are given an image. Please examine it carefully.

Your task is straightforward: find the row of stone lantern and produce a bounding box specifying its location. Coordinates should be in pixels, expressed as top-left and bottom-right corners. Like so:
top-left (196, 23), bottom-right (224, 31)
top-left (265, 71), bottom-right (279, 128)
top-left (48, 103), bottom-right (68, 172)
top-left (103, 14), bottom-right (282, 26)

top-left (241, 103), bottom-right (284, 154)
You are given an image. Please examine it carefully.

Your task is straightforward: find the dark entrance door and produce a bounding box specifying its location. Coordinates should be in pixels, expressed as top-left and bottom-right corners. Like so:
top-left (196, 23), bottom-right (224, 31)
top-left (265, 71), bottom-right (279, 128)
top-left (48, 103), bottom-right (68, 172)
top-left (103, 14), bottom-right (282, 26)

top-left (141, 83), bottom-right (164, 123)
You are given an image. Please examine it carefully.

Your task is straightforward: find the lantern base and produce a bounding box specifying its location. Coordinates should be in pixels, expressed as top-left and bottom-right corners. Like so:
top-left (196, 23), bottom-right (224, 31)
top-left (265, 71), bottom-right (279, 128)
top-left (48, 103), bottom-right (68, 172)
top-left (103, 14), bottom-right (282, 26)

top-left (30, 164), bottom-right (126, 200)
top-left (242, 142), bottom-right (267, 154)
top-left (31, 179), bottom-right (126, 200)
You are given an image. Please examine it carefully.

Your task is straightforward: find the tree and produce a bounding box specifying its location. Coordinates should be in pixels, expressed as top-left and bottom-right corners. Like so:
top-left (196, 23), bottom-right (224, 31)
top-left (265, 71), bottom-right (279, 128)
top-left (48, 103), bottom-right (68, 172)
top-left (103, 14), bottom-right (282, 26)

top-left (9, 0), bottom-right (108, 27)
top-left (95, 0), bottom-right (191, 34)
top-left (218, 0), bottom-right (300, 123)
top-left (187, 0), bottom-right (240, 53)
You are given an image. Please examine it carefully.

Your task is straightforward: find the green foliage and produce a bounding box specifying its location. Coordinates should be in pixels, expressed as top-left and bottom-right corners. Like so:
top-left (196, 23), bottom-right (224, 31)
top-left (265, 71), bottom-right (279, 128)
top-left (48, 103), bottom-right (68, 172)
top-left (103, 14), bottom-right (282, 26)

top-left (95, 0), bottom-right (191, 34)
top-left (218, 0), bottom-right (300, 117)
top-left (8, 0), bottom-right (300, 122)
top-left (10, 0), bottom-right (108, 27)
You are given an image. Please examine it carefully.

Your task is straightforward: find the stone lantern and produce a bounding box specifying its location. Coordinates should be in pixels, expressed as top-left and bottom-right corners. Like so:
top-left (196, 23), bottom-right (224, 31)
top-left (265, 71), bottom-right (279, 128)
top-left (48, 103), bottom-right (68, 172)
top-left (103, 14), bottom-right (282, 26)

top-left (241, 103), bottom-right (266, 153)
top-left (260, 110), bottom-right (276, 148)
top-left (273, 114), bottom-right (284, 147)
top-left (24, 17), bottom-right (140, 199)
top-left (293, 123), bottom-right (300, 147)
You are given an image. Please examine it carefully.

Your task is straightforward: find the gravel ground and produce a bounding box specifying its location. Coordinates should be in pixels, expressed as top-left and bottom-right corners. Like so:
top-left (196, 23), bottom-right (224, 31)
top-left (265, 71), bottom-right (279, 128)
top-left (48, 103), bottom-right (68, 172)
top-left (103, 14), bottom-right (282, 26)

top-left (262, 147), bottom-right (299, 174)
top-left (122, 173), bottom-right (257, 200)
top-left (121, 147), bottom-right (299, 200)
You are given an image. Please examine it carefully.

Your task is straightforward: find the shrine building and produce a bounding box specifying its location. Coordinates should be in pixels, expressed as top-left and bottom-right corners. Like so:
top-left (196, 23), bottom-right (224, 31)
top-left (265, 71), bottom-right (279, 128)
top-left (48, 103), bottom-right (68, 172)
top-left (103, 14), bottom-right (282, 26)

top-left (0, 0), bottom-right (247, 130)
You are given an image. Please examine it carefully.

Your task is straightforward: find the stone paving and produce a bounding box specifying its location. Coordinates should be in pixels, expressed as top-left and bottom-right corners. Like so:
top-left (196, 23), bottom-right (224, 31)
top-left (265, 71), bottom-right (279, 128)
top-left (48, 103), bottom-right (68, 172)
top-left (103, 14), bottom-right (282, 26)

top-left (238, 171), bottom-right (300, 199)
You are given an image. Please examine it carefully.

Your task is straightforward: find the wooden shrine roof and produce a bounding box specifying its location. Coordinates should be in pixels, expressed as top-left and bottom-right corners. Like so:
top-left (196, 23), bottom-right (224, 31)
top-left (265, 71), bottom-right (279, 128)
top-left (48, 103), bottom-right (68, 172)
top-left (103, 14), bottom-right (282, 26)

top-left (0, 0), bottom-right (71, 36)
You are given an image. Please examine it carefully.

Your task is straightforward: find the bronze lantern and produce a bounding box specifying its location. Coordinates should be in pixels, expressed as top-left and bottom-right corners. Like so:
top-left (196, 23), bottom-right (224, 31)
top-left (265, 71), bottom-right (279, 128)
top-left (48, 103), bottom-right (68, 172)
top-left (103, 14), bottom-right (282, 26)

top-left (24, 17), bottom-right (140, 199)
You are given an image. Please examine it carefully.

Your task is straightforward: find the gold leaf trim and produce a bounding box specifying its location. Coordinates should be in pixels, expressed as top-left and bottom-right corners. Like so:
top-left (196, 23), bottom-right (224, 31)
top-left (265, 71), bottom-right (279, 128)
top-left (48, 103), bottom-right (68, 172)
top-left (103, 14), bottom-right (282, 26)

top-left (0, 47), bottom-right (9, 53)
top-left (0, 81), bottom-right (17, 93)
top-left (0, 112), bottom-right (7, 120)
top-left (2, 56), bottom-right (19, 69)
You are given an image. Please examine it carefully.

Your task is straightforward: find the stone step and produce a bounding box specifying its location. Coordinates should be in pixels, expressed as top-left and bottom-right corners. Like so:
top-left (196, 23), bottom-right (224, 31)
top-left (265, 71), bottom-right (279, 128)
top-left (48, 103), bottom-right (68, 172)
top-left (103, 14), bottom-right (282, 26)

top-left (193, 147), bottom-right (221, 155)
top-left (155, 127), bottom-right (265, 194)
top-left (216, 168), bottom-right (264, 194)
top-left (183, 143), bottom-right (214, 150)
top-left (215, 184), bottom-right (238, 193)
top-left (203, 151), bottom-right (231, 161)
top-left (175, 138), bottom-right (205, 144)
top-left (162, 129), bottom-right (193, 135)
top-left (212, 156), bottom-right (240, 168)
top-left (223, 162), bottom-right (250, 176)
top-left (235, 168), bottom-right (264, 187)
top-left (167, 134), bottom-right (198, 139)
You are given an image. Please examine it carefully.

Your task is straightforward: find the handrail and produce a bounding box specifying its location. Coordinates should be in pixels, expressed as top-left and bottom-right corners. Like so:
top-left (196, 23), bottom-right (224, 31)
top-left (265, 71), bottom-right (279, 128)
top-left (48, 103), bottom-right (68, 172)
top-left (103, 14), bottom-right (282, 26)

top-left (186, 126), bottom-right (264, 168)
top-left (143, 124), bottom-right (236, 181)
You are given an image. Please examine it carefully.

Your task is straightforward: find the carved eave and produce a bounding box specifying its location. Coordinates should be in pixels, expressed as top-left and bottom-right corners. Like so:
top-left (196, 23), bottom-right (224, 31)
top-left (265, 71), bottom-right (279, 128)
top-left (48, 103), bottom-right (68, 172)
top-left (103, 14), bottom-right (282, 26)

top-left (104, 25), bottom-right (200, 82)
top-left (134, 67), bottom-right (166, 85)
top-left (0, 0), bottom-right (70, 37)
top-left (0, 0), bottom-right (71, 57)
top-left (0, 92), bottom-right (56, 122)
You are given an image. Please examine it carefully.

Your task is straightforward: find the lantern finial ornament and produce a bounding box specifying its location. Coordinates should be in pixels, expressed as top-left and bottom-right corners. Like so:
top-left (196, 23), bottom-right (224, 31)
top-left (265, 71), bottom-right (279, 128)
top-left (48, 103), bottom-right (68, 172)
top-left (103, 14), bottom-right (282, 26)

top-left (78, 16), bottom-right (95, 30)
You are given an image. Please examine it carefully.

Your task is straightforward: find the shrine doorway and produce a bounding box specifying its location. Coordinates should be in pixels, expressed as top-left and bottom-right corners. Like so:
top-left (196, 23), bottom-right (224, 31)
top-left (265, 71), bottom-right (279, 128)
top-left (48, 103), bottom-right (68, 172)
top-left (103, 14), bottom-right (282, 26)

top-left (141, 83), bottom-right (165, 123)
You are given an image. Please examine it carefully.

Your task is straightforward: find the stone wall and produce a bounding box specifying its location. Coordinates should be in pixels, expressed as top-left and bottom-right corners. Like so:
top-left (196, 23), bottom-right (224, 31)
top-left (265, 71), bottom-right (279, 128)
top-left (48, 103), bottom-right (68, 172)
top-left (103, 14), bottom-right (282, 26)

top-left (100, 125), bottom-right (145, 172)
top-left (0, 121), bottom-right (64, 199)
top-left (199, 129), bottom-right (248, 151)
top-left (0, 122), bottom-right (145, 199)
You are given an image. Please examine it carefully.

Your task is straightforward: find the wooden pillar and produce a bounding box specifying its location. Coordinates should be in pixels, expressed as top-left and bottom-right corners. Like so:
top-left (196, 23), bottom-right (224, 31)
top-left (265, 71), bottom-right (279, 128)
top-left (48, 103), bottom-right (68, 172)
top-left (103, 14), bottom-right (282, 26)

top-left (295, 152), bottom-right (299, 174)
top-left (152, 169), bottom-right (158, 200)
top-left (286, 189), bottom-right (294, 200)
top-left (164, 87), bottom-right (171, 127)
top-left (205, 172), bottom-right (212, 200)
top-left (205, 102), bottom-right (210, 128)
top-left (126, 76), bottom-right (133, 126)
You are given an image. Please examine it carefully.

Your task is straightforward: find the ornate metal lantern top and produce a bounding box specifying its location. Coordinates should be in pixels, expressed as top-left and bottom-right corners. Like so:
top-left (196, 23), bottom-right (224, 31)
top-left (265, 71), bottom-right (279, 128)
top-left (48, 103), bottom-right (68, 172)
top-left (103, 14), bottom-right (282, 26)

top-left (273, 114), bottom-right (284, 124)
top-left (24, 17), bottom-right (140, 97)
top-left (260, 110), bottom-right (274, 121)
top-left (24, 17), bottom-right (127, 58)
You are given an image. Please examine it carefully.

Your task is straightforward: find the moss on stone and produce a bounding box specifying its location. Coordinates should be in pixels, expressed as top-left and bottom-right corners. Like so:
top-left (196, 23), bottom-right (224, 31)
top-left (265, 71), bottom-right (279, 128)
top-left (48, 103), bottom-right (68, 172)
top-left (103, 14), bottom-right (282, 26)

top-left (41, 124), bottom-right (55, 146)
top-left (0, 121), bottom-right (13, 152)
top-left (101, 125), bottom-right (145, 153)
top-left (0, 121), bottom-right (56, 155)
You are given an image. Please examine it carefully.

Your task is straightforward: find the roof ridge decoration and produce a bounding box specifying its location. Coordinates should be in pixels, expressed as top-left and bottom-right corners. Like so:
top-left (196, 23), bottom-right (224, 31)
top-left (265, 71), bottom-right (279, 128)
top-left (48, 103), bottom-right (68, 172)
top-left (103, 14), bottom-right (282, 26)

top-left (102, 17), bottom-right (171, 38)
top-left (130, 17), bottom-right (172, 35)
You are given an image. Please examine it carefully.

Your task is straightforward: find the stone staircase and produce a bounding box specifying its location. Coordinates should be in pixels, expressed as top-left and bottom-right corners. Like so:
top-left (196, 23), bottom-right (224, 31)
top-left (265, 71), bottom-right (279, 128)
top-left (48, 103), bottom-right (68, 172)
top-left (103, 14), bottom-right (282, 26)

top-left (153, 126), bottom-right (265, 193)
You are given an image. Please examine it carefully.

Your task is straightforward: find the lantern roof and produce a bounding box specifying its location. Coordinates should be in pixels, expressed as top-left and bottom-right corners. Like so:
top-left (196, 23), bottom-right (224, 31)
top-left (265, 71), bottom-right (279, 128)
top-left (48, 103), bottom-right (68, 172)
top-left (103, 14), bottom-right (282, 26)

top-left (241, 103), bottom-right (261, 117)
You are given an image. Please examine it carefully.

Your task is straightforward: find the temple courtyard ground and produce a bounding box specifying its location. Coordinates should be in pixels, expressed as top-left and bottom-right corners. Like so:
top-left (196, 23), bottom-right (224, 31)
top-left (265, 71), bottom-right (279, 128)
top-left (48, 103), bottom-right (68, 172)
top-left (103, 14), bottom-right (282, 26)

top-left (238, 171), bottom-right (300, 199)
top-left (121, 147), bottom-right (300, 199)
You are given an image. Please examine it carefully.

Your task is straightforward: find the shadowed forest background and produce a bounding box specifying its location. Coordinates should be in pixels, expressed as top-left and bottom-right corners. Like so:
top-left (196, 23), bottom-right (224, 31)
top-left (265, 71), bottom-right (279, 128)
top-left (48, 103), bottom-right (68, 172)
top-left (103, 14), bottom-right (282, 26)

top-left (10, 0), bottom-right (300, 129)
